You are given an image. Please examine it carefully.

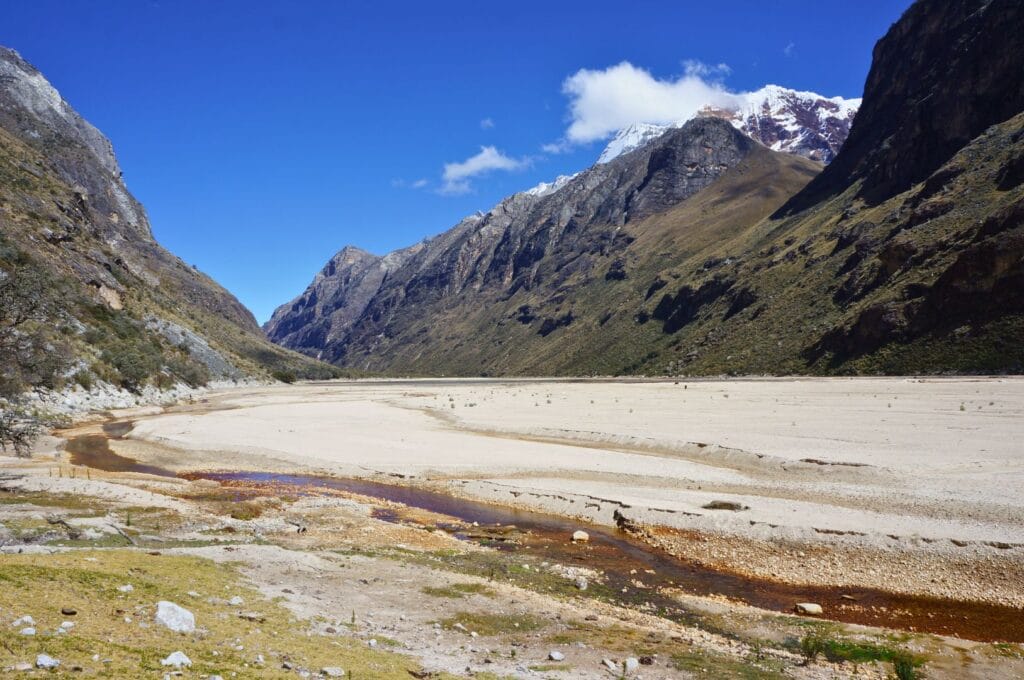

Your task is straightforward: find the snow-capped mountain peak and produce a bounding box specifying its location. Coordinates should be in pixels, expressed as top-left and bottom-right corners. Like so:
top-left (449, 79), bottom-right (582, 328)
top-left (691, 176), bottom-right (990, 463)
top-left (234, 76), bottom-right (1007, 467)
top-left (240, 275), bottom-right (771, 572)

top-left (597, 85), bottom-right (860, 165)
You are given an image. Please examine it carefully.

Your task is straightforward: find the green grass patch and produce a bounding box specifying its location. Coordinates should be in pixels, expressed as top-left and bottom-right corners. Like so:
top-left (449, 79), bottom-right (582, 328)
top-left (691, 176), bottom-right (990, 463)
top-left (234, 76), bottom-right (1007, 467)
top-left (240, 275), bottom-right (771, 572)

top-left (421, 582), bottom-right (495, 598)
top-left (440, 611), bottom-right (546, 636)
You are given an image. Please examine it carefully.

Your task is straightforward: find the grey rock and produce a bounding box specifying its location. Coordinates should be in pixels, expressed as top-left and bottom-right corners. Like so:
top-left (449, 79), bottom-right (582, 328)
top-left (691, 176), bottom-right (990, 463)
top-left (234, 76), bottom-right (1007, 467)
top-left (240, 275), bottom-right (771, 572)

top-left (548, 651), bottom-right (565, 661)
top-left (35, 654), bottom-right (59, 669)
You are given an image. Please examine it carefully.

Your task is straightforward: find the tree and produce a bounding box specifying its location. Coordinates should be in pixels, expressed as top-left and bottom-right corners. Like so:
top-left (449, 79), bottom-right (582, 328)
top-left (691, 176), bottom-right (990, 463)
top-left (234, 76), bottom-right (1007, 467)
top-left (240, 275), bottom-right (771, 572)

top-left (0, 260), bottom-right (70, 456)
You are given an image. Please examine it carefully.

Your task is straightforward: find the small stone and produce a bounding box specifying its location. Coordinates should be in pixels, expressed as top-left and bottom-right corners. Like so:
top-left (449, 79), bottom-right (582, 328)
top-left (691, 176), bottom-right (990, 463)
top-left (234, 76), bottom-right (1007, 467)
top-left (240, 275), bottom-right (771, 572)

top-left (548, 651), bottom-right (565, 661)
top-left (571, 530), bottom-right (589, 543)
top-left (228, 596), bottom-right (244, 606)
top-left (60, 621), bottom-right (75, 630)
top-left (117, 584), bottom-right (134, 593)
top-left (13, 662), bottom-right (32, 671)
top-left (585, 614), bottom-right (599, 621)
top-left (624, 657), bottom-right (640, 672)
top-left (602, 658), bottom-right (618, 671)
top-left (12, 615), bottom-right (34, 627)
top-left (574, 577), bottom-right (588, 591)
top-left (639, 655), bottom-right (655, 665)
top-left (61, 608), bottom-right (77, 616)
top-left (36, 654), bottom-right (60, 669)
top-left (160, 651), bottom-right (192, 668)
top-left (321, 667), bottom-right (345, 677)
top-left (795, 602), bottom-right (823, 615)
top-left (155, 601), bottom-right (196, 633)
top-left (470, 631), bottom-right (478, 638)
top-left (453, 622), bottom-right (468, 632)
top-left (19, 627), bottom-right (35, 636)
top-left (367, 639), bottom-right (378, 647)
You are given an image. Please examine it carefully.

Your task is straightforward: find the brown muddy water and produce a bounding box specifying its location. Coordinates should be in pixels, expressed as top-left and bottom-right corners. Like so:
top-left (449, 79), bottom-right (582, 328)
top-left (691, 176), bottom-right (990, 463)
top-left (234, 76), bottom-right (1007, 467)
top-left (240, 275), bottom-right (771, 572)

top-left (66, 422), bottom-right (1024, 643)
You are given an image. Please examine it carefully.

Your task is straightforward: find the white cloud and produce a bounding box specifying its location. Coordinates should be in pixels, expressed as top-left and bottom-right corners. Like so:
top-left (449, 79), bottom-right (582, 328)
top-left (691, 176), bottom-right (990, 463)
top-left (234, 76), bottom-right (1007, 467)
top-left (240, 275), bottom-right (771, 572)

top-left (541, 140), bottom-right (572, 155)
top-left (480, 117), bottom-right (495, 130)
top-left (441, 146), bottom-right (528, 195)
top-left (560, 60), bottom-right (740, 144)
top-left (784, 42), bottom-right (796, 57)
top-left (682, 59), bottom-right (731, 79)
top-left (391, 177), bottom-right (430, 190)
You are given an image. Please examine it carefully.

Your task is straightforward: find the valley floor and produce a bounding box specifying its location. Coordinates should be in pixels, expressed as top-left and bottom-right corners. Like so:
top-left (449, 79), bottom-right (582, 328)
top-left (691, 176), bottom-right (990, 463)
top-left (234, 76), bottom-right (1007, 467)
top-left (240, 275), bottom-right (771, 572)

top-left (2, 377), bottom-right (1022, 677)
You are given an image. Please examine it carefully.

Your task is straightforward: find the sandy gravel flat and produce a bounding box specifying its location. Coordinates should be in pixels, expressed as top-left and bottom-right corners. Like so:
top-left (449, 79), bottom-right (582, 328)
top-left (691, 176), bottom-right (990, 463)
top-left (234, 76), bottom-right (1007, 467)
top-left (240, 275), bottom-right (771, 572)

top-left (127, 378), bottom-right (1024, 587)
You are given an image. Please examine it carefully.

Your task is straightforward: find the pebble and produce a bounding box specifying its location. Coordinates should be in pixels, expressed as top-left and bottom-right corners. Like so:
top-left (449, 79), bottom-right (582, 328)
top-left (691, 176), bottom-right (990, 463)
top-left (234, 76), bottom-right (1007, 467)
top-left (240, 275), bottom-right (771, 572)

top-left (574, 577), bottom-right (588, 590)
top-left (602, 658), bottom-right (618, 671)
top-left (117, 584), bottom-right (134, 593)
top-left (161, 651), bottom-right (192, 668)
top-left (13, 662), bottom-right (32, 671)
top-left (572, 530), bottom-right (590, 543)
top-left (19, 628), bottom-right (35, 636)
top-left (228, 596), bottom-right (244, 606)
top-left (321, 668), bottom-right (345, 677)
top-left (795, 602), bottom-right (823, 615)
top-left (60, 608), bottom-right (77, 616)
top-left (36, 654), bottom-right (60, 669)
top-left (624, 657), bottom-right (640, 672)
top-left (11, 616), bottom-right (34, 627)
top-left (548, 651), bottom-right (565, 661)
top-left (367, 639), bottom-right (378, 647)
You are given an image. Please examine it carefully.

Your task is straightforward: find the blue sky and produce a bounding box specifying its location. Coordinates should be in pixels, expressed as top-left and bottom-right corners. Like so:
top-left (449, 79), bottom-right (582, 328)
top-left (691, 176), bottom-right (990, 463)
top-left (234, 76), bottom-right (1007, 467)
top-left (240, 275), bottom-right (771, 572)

top-left (2, 1), bottom-right (909, 323)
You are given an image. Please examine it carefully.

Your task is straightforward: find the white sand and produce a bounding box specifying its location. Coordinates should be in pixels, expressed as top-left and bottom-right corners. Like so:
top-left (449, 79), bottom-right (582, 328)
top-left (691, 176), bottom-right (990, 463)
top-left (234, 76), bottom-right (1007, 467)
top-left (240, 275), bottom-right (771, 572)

top-left (128, 378), bottom-right (1024, 548)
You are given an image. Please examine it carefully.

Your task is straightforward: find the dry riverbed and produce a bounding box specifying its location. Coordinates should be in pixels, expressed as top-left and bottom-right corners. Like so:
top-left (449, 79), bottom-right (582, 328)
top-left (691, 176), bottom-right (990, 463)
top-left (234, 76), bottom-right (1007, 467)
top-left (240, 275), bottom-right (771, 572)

top-left (1, 377), bottom-right (1022, 678)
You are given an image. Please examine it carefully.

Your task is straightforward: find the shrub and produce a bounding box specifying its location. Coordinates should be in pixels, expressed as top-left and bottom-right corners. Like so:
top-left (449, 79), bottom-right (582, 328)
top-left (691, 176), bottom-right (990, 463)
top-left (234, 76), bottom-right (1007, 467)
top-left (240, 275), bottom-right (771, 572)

top-left (271, 369), bottom-right (296, 384)
top-left (73, 370), bottom-right (94, 391)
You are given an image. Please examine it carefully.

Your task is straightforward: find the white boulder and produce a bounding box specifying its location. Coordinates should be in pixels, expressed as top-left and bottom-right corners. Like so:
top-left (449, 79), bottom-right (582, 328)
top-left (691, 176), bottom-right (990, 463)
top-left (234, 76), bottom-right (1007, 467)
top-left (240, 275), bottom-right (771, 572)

top-left (155, 601), bottom-right (195, 633)
top-left (161, 651), bottom-right (192, 668)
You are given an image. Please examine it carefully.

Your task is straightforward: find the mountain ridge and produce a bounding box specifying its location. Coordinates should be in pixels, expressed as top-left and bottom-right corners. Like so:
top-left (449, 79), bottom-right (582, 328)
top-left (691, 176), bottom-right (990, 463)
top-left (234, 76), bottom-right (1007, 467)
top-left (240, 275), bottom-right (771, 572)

top-left (266, 0), bottom-right (1024, 377)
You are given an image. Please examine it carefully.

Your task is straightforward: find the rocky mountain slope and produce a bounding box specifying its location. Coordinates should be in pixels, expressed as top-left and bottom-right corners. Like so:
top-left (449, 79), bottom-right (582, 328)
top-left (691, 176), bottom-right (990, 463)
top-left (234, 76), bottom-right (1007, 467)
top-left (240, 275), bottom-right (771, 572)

top-left (598, 85), bottom-right (859, 164)
top-left (0, 46), bottom-right (337, 396)
top-left (268, 0), bottom-right (1023, 376)
top-left (266, 118), bottom-right (821, 372)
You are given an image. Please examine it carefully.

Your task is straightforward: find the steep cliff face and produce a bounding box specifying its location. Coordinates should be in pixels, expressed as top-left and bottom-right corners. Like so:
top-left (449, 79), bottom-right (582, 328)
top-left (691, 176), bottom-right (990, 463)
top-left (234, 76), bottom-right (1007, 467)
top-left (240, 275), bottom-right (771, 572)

top-left (0, 46), bottom-right (335, 390)
top-left (778, 0), bottom-right (1024, 213)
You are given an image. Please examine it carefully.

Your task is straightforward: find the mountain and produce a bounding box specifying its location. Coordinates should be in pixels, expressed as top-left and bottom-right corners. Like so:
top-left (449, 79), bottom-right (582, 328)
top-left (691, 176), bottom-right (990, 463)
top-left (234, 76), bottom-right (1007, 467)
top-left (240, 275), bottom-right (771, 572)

top-left (598, 85), bottom-right (860, 165)
top-left (268, 0), bottom-right (1023, 377)
top-left (0, 46), bottom-right (338, 397)
top-left (266, 117), bottom-right (821, 372)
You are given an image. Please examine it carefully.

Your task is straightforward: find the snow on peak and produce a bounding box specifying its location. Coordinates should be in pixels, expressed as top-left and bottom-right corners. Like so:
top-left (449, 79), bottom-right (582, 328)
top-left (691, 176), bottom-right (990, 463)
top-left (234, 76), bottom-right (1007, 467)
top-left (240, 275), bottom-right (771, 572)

top-left (596, 123), bottom-right (671, 164)
top-left (523, 173), bottom-right (579, 198)
top-left (596, 85), bottom-right (860, 164)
